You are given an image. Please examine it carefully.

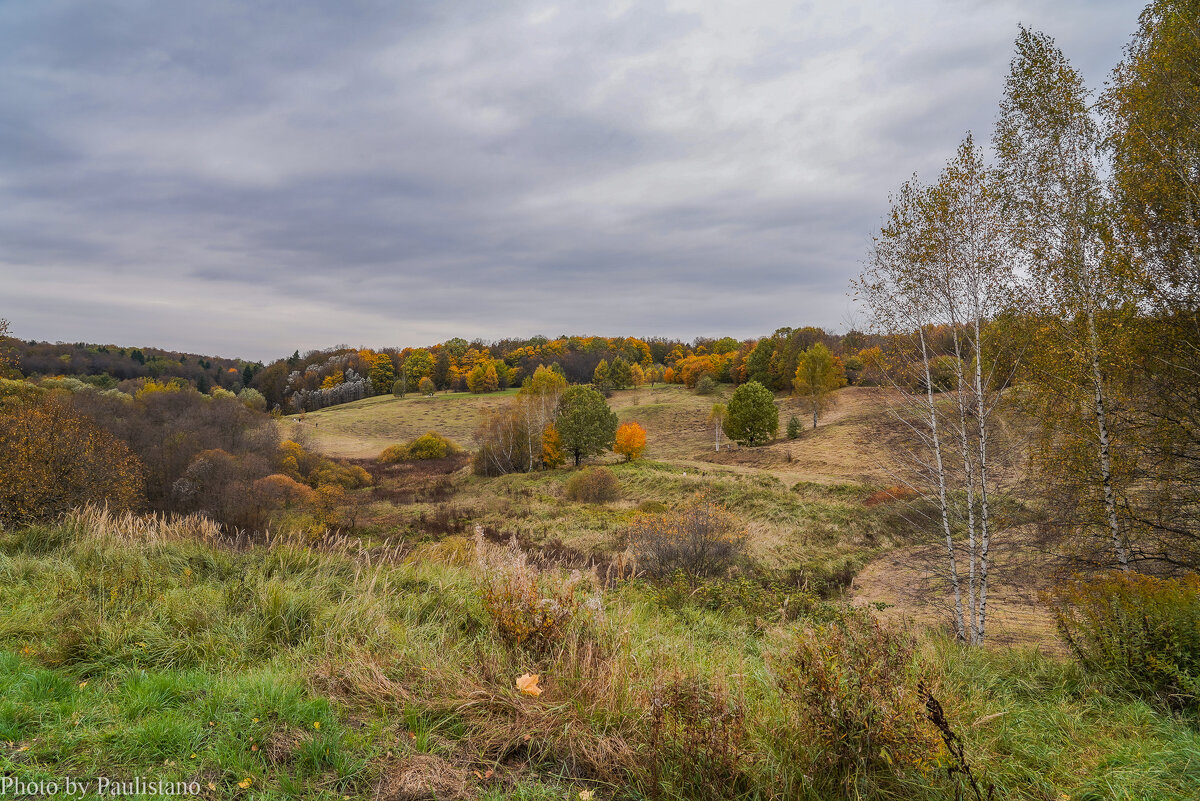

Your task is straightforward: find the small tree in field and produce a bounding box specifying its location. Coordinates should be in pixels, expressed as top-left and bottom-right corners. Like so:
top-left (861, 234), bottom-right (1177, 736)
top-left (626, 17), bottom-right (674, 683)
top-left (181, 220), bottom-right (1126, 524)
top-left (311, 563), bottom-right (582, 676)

top-left (787, 416), bottom-right (802, 439)
top-left (793, 342), bottom-right (846, 428)
top-left (557, 385), bottom-right (618, 466)
top-left (614, 421), bottom-right (647, 462)
top-left (418, 376), bottom-right (435, 396)
top-left (722, 381), bottom-right (778, 446)
top-left (541, 424), bottom-right (566, 469)
top-left (392, 376), bottom-right (407, 398)
top-left (708, 403), bottom-right (726, 452)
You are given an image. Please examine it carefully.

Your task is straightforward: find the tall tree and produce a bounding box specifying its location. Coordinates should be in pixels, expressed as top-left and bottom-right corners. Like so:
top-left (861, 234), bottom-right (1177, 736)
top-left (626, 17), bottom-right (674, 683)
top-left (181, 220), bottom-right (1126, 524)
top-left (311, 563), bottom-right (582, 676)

top-left (556, 386), bottom-right (618, 467)
top-left (792, 342), bottom-right (846, 428)
top-left (996, 26), bottom-right (1133, 569)
top-left (722, 381), bottom-right (778, 446)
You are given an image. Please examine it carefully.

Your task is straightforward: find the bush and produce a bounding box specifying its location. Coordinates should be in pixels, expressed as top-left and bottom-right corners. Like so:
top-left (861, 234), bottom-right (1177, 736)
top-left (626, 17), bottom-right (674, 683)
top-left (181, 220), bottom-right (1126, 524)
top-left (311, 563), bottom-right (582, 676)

top-left (565, 466), bottom-right (622, 503)
top-left (786, 416), bottom-right (802, 439)
top-left (646, 673), bottom-right (749, 800)
top-left (474, 530), bottom-right (599, 652)
top-left (693, 374), bottom-right (717, 395)
top-left (1048, 571), bottom-right (1200, 710)
top-left (379, 431), bottom-right (462, 463)
top-left (0, 398), bottom-right (144, 526)
top-left (768, 608), bottom-right (940, 783)
top-left (626, 496), bottom-right (745, 579)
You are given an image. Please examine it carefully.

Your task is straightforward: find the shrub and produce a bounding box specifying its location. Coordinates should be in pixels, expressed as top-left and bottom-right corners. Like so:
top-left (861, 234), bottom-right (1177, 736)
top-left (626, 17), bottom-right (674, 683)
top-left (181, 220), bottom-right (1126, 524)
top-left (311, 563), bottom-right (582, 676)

top-left (0, 398), bottom-right (144, 526)
top-left (768, 608), bottom-right (940, 784)
top-left (626, 496), bottom-right (745, 579)
top-left (693, 374), bottom-right (717, 395)
top-left (380, 431), bottom-right (462, 463)
top-left (565, 466), bottom-right (622, 503)
top-left (407, 431), bottom-right (462, 460)
top-left (252, 474), bottom-right (315, 508)
top-left (418, 377), bottom-right (435, 396)
top-left (786, 416), bottom-right (802, 439)
top-left (1048, 571), bottom-right (1200, 710)
top-left (378, 444), bottom-right (408, 464)
top-left (647, 673), bottom-right (749, 800)
top-left (475, 529), bottom-right (599, 651)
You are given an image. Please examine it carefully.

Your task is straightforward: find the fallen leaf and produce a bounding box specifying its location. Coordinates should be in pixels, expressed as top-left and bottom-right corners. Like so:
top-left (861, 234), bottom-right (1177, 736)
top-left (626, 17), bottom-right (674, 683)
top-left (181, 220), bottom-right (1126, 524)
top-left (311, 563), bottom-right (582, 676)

top-left (207, 783), bottom-right (216, 791)
top-left (313, 721), bottom-right (321, 730)
top-left (579, 791), bottom-right (595, 801)
top-left (238, 778), bottom-right (252, 789)
top-left (251, 744), bottom-right (259, 752)
top-left (516, 673), bottom-right (542, 697)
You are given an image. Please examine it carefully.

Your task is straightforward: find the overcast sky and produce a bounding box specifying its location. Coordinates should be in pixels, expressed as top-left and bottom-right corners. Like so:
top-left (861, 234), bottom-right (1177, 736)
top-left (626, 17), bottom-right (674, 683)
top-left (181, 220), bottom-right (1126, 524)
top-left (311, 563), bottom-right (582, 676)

top-left (0, 0), bottom-right (1141, 362)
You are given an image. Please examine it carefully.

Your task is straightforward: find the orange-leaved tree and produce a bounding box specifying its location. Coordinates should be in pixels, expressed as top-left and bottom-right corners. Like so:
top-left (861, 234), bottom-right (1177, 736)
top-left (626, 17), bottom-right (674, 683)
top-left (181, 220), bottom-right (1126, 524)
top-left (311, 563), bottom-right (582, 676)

top-left (0, 398), bottom-right (144, 526)
top-left (613, 421), bottom-right (647, 462)
top-left (541, 423), bottom-right (565, 469)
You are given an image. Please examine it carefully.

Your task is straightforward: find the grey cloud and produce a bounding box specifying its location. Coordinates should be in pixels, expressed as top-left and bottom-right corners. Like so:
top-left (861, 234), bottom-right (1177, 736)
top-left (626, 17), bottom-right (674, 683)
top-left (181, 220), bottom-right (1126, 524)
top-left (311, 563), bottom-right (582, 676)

top-left (0, 0), bottom-right (1141, 361)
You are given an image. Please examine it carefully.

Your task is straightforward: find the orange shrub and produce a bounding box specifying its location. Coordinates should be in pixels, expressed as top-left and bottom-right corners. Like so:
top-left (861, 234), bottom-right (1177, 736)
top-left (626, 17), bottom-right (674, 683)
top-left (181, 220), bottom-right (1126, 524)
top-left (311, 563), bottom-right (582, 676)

top-left (614, 421), bottom-right (647, 462)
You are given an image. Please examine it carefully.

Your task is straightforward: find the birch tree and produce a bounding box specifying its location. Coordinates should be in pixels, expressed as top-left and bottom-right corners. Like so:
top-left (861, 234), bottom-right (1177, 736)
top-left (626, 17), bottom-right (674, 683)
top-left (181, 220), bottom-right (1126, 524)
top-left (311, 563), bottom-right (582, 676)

top-left (995, 27), bottom-right (1133, 570)
top-left (857, 135), bottom-right (1013, 644)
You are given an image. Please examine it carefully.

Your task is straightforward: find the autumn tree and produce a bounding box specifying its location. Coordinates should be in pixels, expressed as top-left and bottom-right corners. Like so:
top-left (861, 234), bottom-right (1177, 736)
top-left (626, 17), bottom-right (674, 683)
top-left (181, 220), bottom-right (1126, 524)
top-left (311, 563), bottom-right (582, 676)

top-left (483, 362), bottom-right (500, 392)
top-left (614, 421), bottom-right (647, 461)
top-left (368, 353), bottom-right (396, 395)
top-left (0, 318), bottom-right (14, 377)
top-left (557, 385), bottom-right (618, 466)
top-left (609, 356), bottom-right (633, 390)
top-left (792, 342), bottom-right (846, 428)
top-left (996, 26), bottom-right (1133, 569)
top-left (592, 359), bottom-right (611, 393)
top-left (0, 397), bottom-right (144, 525)
top-left (467, 364), bottom-right (487, 393)
top-left (418, 376), bottom-right (435, 396)
top-left (1102, 0), bottom-right (1200, 568)
top-left (630, 362), bottom-right (646, 389)
top-left (722, 381), bottom-right (777, 445)
top-left (518, 365), bottom-right (568, 471)
top-left (541, 424), bottom-right (566, 469)
top-left (406, 349), bottom-right (434, 387)
top-left (859, 132), bottom-right (1014, 645)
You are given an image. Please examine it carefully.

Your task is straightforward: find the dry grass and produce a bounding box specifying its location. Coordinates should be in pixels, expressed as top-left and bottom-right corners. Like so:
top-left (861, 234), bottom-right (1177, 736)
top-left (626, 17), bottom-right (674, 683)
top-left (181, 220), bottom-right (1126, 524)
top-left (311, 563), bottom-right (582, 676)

top-left (286, 390), bottom-right (520, 459)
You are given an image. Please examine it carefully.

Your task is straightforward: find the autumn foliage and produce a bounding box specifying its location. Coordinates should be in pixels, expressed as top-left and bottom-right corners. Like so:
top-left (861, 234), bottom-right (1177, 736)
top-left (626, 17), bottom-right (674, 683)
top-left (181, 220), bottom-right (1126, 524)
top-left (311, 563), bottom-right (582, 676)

top-left (0, 398), bottom-right (144, 526)
top-left (613, 421), bottom-right (647, 462)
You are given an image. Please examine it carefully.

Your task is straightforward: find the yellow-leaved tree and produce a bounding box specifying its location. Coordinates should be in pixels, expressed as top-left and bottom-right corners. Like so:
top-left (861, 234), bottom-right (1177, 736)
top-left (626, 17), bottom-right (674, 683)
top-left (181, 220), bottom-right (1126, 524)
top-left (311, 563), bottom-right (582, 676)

top-left (0, 398), bottom-right (144, 526)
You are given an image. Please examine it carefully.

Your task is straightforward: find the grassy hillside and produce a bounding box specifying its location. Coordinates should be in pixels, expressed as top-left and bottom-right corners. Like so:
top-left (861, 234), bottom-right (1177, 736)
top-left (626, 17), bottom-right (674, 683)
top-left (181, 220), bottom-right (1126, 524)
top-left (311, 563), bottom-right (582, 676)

top-left (291, 385), bottom-right (1055, 650)
top-left (2, 508), bottom-right (1198, 800)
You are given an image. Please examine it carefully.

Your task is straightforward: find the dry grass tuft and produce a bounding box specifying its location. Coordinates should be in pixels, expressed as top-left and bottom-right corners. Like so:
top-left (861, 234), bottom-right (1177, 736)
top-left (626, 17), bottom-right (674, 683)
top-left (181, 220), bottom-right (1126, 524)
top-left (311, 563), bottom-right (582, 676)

top-left (373, 753), bottom-right (469, 801)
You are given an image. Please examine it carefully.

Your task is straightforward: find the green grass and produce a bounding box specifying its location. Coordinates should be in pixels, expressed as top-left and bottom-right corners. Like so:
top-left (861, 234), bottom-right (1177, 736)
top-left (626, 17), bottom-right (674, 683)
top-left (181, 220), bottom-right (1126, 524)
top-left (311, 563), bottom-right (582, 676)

top-left (2, 510), bottom-right (1198, 800)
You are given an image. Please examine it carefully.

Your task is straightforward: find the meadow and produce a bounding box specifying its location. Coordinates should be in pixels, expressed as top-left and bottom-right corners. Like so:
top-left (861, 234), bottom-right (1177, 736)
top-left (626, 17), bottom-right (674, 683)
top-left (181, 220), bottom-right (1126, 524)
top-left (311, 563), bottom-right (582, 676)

top-left (5, 383), bottom-right (1197, 799)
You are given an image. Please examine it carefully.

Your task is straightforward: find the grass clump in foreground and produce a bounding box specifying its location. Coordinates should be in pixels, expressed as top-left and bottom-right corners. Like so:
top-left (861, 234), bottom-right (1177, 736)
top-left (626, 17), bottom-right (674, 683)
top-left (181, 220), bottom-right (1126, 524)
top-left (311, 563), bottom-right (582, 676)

top-left (1, 507), bottom-right (1199, 800)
